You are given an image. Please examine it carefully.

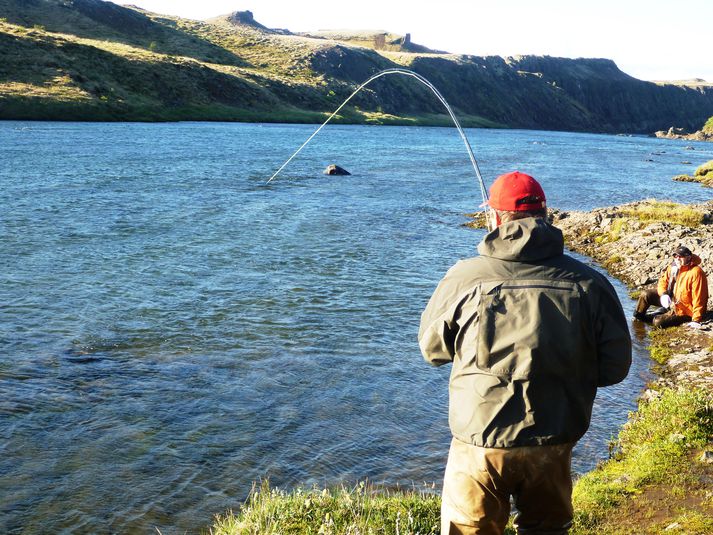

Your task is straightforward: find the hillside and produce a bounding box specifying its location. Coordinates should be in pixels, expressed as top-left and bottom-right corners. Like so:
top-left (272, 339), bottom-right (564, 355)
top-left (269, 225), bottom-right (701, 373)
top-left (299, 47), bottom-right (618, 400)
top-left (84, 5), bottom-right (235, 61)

top-left (1, 0), bottom-right (713, 132)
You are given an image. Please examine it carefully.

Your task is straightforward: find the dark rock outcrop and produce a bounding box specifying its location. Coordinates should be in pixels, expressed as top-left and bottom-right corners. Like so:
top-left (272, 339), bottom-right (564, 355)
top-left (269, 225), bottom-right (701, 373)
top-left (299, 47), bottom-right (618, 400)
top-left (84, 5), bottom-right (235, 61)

top-left (223, 10), bottom-right (271, 32)
top-left (324, 164), bottom-right (351, 176)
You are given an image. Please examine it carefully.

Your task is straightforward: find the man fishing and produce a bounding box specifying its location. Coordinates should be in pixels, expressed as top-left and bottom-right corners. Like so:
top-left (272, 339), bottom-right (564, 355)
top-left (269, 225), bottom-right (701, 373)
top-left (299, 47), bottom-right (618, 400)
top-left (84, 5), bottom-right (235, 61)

top-left (633, 245), bottom-right (708, 328)
top-left (419, 171), bottom-right (632, 535)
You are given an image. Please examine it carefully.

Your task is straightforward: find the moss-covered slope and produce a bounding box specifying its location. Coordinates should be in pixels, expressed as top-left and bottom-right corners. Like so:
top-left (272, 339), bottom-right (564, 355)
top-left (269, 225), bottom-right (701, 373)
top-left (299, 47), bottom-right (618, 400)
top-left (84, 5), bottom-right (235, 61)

top-left (2, 0), bottom-right (713, 131)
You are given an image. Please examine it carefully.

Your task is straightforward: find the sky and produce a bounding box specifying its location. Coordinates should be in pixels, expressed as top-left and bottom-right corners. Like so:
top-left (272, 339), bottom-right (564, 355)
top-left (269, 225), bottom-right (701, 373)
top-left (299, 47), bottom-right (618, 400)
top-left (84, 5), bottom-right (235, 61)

top-left (115, 0), bottom-right (713, 82)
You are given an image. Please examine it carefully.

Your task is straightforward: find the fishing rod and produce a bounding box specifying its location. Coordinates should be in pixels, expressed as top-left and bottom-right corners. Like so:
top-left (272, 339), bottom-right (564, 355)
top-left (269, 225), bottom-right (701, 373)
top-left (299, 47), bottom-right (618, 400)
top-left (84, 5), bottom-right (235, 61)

top-left (266, 68), bottom-right (490, 212)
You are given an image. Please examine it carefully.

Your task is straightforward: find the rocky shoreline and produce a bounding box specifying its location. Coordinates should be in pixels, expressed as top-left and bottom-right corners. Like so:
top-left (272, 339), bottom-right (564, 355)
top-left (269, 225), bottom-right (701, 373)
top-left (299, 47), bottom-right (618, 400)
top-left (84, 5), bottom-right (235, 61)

top-left (674, 160), bottom-right (713, 188)
top-left (551, 200), bottom-right (713, 394)
top-left (552, 200), bottom-right (713, 532)
top-left (654, 126), bottom-right (713, 142)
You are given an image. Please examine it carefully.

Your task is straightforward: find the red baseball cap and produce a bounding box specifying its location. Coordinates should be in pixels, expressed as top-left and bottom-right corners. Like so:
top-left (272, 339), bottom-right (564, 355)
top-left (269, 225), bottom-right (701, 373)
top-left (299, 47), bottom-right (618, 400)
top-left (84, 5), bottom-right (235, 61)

top-left (482, 171), bottom-right (546, 211)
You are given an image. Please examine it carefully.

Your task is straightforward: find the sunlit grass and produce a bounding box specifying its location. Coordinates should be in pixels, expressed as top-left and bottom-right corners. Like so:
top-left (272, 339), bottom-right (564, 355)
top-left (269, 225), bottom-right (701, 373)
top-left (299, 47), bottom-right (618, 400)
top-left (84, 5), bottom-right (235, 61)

top-left (571, 387), bottom-right (713, 533)
top-left (594, 217), bottom-right (629, 243)
top-left (211, 481), bottom-right (442, 535)
top-left (694, 160), bottom-right (713, 178)
top-left (619, 200), bottom-right (705, 227)
top-left (646, 327), bottom-right (680, 364)
top-left (704, 116), bottom-right (713, 133)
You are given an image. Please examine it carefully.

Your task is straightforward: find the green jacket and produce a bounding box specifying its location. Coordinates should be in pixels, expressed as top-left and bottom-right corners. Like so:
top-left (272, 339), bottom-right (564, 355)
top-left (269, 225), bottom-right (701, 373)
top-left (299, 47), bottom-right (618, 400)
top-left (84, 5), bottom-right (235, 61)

top-left (419, 217), bottom-right (632, 448)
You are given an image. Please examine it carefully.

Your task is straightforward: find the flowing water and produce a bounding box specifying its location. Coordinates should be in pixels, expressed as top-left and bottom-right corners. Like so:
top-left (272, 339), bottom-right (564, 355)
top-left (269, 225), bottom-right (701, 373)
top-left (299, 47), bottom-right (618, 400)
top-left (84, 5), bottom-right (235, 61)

top-left (1, 121), bottom-right (712, 534)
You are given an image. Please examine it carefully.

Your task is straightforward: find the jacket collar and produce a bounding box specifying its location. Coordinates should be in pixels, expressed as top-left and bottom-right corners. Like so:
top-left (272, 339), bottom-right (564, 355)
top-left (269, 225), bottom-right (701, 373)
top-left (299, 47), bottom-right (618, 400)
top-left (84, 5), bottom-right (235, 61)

top-left (477, 217), bottom-right (564, 262)
top-left (677, 254), bottom-right (702, 271)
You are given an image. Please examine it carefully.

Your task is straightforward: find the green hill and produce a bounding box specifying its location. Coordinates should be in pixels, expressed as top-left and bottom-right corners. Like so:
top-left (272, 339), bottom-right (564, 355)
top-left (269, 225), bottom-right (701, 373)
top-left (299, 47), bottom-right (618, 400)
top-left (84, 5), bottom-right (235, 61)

top-left (1, 0), bottom-right (713, 132)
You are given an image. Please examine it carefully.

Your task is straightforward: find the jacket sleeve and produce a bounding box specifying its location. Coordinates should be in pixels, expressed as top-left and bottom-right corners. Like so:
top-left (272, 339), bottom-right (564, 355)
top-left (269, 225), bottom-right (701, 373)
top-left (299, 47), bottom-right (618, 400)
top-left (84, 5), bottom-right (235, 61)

top-left (418, 264), bottom-right (467, 366)
top-left (657, 267), bottom-right (669, 296)
top-left (690, 268), bottom-right (709, 322)
top-left (594, 276), bottom-right (632, 386)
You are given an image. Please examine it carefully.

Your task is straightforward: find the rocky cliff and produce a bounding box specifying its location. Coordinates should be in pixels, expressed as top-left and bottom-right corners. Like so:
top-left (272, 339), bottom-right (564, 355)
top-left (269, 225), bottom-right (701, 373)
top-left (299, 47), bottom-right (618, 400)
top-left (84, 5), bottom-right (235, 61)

top-left (1, 0), bottom-right (713, 132)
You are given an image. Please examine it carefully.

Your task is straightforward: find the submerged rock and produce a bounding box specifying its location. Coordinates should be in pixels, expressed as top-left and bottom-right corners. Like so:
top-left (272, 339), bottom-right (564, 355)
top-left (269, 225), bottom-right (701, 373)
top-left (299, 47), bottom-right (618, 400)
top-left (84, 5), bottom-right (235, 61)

top-left (324, 164), bottom-right (351, 176)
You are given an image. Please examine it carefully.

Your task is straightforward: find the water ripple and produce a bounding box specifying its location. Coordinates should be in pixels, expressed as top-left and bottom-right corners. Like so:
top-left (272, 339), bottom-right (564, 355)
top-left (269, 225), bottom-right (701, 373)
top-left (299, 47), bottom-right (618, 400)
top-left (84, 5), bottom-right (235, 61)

top-left (2, 122), bottom-right (705, 533)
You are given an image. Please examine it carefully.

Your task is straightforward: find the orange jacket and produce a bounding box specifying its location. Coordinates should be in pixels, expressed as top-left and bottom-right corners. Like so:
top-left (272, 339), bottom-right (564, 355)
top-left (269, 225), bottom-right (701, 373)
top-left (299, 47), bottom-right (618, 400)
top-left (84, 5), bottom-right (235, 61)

top-left (657, 255), bottom-right (708, 322)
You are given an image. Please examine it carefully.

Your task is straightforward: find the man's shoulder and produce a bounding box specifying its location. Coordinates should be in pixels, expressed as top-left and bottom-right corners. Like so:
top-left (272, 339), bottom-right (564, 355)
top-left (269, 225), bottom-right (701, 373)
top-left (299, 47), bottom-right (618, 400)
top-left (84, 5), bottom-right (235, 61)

top-left (544, 253), bottom-right (614, 289)
top-left (449, 254), bottom-right (609, 287)
top-left (445, 256), bottom-right (492, 280)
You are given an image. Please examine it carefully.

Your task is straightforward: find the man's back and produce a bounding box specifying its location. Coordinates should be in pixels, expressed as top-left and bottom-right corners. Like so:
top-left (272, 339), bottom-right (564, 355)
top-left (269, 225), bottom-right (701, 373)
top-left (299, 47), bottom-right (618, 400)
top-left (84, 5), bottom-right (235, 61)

top-left (421, 172), bottom-right (633, 535)
top-left (419, 217), bottom-right (632, 448)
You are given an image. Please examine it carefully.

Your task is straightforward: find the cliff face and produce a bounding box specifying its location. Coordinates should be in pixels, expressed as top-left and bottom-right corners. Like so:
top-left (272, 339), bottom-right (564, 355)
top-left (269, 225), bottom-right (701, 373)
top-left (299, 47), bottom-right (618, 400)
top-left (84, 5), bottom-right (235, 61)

top-left (1, 0), bottom-right (713, 131)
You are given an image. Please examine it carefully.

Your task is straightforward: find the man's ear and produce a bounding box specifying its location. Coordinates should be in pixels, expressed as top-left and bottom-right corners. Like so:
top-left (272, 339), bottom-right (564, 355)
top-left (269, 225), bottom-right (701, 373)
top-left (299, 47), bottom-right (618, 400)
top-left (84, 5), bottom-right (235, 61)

top-left (487, 209), bottom-right (498, 231)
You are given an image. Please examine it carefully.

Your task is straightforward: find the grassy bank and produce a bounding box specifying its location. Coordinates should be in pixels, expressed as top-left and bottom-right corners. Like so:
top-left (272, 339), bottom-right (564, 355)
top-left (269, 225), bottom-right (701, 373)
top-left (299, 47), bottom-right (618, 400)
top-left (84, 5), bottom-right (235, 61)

top-left (210, 383), bottom-right (712, 534)
top-left (209, 389), bottom-right (712, 534)
top-left (4, 5), bottom-right (713, 131)
top-left (572, 385), bottom-right (713, 534)
top-left (211, 482), bottom-right (441, 535)
top-left (673, 161), bottom-right (713, 188)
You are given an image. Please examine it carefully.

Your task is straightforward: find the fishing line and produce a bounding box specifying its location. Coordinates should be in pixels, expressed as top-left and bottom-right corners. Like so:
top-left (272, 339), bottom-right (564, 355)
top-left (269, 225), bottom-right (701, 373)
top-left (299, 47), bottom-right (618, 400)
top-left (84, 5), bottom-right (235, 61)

top-left (266, 68), bottom-right (490, 209)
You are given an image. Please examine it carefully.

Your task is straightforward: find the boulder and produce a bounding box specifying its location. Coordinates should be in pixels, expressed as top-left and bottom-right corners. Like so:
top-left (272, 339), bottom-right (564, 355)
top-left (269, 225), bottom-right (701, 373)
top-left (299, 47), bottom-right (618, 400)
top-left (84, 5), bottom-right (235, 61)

top-left (324, 164), bottom-right (351, 176)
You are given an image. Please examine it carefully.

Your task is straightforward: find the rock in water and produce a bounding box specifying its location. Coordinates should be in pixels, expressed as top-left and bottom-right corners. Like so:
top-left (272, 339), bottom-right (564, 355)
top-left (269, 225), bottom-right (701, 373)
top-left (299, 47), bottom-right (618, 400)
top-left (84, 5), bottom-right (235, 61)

top-left (324, 164), bottom-right (351, 176)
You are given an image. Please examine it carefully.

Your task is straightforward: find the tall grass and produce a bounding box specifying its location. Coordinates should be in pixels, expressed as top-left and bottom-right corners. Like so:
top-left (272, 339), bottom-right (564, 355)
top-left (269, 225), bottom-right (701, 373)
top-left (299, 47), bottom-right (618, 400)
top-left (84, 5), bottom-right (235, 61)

top-left (619, 200), bottom-right (705, 227)
top-left (211, 481), bottom-right (441, 535)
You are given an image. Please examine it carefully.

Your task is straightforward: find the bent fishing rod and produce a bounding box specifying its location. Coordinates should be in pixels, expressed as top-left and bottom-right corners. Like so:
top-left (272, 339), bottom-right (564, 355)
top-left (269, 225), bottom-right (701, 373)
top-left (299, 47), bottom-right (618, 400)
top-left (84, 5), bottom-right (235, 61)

top-left (266, 68), bottom-right (492, 223)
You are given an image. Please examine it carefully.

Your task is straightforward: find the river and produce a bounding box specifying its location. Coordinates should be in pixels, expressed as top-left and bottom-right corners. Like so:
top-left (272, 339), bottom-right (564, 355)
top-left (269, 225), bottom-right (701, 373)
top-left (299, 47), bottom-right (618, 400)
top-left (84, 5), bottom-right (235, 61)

top-left (1, 122), bottom-right (712, 533)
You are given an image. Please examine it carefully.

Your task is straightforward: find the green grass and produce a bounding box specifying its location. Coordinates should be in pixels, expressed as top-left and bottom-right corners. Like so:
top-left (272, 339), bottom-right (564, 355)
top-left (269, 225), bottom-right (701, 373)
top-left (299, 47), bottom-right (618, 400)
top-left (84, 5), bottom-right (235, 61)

top-left (603, 254), bottom-right (624, 270)
top-left (694, 160), bottom-right (713, 178)
top-left (571, 387), bottom-right (713, 533)
top-left (703, 116), bottom-right (713, 134)
top-left (647, 327), bottom-right (679, 364)
top-left (594, 217), bottom-right (629, 244)
top-left (620, 200), bottom-right (705, 227)
top-left (673, 162), bottom-right (713, 188)
top-left (211, 481), bottom-right (442, 535)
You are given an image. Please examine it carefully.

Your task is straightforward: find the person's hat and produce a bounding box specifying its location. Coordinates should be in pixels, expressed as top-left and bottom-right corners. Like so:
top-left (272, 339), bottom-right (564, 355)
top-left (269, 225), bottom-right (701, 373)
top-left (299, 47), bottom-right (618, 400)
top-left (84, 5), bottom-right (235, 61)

top-left (482, 171), bottom-right (546, 211)
top-left (673, 245), bottom-right (692, 257)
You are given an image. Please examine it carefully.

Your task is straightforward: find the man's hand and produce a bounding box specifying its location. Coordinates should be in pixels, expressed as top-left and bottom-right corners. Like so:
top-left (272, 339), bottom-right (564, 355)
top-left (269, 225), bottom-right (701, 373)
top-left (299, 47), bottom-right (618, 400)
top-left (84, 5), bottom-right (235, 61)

top-left (660, 294), bottom-right (671, 308)
top-left (687, 321), bottom-right (702, 329)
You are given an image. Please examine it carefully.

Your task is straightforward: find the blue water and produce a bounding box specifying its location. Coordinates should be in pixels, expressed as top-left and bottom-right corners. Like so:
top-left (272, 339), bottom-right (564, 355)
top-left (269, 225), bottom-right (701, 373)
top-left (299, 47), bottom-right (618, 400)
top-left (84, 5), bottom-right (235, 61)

top-left (1, 122), bottom-right (712, 534)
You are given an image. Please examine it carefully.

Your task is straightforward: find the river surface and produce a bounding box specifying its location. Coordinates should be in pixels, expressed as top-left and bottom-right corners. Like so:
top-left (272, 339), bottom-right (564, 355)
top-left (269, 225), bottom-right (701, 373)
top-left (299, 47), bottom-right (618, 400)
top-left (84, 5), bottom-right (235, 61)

top-left (1, 122), bottom-right (712, 534)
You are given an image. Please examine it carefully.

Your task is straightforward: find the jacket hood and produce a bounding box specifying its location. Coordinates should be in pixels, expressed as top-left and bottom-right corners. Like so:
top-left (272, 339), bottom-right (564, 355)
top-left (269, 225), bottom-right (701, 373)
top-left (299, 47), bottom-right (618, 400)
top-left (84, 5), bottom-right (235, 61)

top-left (477, 217), bottom-right (564, 262)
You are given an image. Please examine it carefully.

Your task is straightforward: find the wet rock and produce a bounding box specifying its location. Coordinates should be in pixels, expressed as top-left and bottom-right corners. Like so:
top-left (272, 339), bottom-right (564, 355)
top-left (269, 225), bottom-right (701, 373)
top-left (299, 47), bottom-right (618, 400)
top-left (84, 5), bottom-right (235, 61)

top-left (324, 164), bottom-right (351, 176)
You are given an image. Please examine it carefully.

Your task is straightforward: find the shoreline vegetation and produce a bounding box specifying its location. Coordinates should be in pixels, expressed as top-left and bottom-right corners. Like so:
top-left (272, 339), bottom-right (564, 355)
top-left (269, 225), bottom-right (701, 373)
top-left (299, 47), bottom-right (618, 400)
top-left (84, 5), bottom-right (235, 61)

top-left (211, 199), bottom-right (713, 534)
top-left (674, 161), bottom-right (713, 188)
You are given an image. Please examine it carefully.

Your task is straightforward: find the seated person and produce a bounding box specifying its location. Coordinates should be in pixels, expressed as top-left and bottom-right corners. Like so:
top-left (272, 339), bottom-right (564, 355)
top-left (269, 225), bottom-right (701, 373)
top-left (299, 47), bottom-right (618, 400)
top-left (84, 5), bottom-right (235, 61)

top-left (634, 245), bottom-right (708, 328)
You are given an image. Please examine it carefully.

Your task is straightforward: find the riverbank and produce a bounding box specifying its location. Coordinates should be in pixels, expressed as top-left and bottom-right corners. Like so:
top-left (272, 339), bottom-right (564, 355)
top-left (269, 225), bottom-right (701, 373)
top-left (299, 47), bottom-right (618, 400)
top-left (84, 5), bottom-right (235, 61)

top-left (553, 199), bottom-right (713, 534)
top-left (674, 160), bottom-right (713, 188)
top-left (210, 199), bottom-right (713, 534)
top-left (655, 117), bottom-right (713, 142)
